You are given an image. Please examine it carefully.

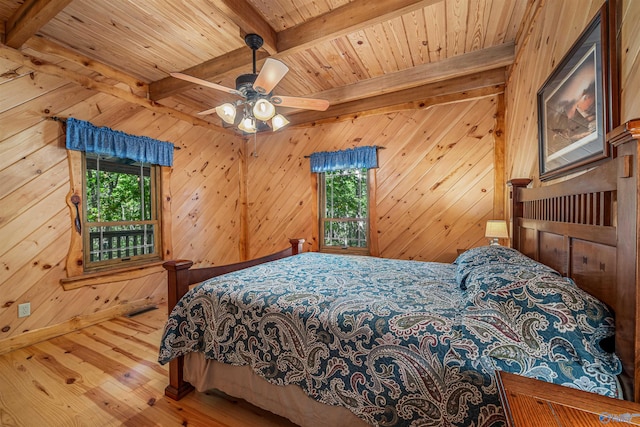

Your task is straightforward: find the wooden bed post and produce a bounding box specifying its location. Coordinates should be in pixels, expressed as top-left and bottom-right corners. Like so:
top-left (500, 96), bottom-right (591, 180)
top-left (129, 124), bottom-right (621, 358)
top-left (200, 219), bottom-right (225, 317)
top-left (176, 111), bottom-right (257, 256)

top-left (290, 238), bottom-right (304, 255)
top-left (507, 179), bottom-right (531, 252)
top-left (164, 260), bottom-right (194, 310)
top-left (163, 260), bottom-right (196, 400)
top-left (609, 119), bottom-right (640, 401)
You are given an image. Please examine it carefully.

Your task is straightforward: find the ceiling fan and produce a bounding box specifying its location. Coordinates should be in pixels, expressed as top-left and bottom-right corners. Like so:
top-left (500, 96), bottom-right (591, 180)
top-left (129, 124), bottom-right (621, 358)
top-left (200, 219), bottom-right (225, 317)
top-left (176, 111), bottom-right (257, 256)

top-left (170, 33), bottom-right (330, 133)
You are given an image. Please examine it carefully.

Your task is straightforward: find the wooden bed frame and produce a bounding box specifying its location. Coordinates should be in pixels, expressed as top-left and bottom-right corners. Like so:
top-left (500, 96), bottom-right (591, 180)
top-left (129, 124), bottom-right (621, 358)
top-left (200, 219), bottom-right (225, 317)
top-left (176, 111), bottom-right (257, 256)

top-left (509, 119), bottom-right (640, 401)
top-left (163, 120), bottom-right (640, 406)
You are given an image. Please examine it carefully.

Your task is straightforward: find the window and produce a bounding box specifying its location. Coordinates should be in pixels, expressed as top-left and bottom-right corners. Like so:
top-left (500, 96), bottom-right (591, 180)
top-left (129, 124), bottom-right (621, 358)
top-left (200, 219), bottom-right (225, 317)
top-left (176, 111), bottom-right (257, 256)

top-left (319, 168), bottom-right (369, 254)
top-left (83, 153), bottom-right (161, 270)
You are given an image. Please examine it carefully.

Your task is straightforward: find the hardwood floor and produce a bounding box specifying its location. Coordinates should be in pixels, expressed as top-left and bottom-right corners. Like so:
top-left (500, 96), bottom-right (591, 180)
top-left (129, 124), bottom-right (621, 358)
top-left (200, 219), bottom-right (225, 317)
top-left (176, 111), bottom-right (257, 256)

top-left (0, 304), bottom-right (297, 426)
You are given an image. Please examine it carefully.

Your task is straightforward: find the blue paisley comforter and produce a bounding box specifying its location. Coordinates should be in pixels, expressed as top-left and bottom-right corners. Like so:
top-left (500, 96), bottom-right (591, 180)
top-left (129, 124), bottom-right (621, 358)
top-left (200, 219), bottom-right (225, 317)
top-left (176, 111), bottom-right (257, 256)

top-left (158, 247), bottom-right (621, 427)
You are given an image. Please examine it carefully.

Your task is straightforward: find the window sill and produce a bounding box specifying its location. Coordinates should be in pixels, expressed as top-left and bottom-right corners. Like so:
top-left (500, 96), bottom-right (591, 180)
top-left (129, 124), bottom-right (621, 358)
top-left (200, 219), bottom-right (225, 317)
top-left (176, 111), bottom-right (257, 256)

top-left (320, 247), bottom-right (370, 256)
top-left (60, 260), bottom-right (166, 291)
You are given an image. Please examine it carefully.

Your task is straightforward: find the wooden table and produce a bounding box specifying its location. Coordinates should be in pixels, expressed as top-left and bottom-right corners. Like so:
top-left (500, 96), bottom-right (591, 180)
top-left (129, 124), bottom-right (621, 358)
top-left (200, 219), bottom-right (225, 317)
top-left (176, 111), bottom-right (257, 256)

top-left (497, 371), bottom-right (640, 426)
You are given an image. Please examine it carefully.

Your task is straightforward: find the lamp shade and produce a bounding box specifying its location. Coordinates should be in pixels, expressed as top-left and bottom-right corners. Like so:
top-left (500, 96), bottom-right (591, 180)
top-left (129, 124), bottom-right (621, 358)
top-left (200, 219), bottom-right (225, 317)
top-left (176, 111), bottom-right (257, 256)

top-left (215, 103), bottom-right (236, 124)
top-left (485, 220), bottom-right (508, 245)
top-left (271, 114), bottom-right (290, 131)
top-left (238, 116), bottom-right (257, 133)
top-left (253, 99), bottom-right (276, 121)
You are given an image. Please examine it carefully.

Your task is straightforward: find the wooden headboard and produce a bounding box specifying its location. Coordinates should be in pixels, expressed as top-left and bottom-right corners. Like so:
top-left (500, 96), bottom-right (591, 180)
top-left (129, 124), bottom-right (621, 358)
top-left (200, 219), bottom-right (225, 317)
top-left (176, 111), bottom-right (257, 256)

top-left (508, 119), bottom-right (640, 401)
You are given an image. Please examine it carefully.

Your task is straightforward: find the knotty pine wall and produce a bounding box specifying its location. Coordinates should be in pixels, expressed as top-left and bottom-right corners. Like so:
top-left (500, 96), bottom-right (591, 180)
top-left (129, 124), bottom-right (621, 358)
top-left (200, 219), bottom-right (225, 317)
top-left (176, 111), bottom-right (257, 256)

top-left (245, 96), bottom-right (500, 263)
top-left (620, 0), bottom-right (640, 121)
top-left (505, 0), bottom-right (640, 182)
top-left (1, 40), bottom-right (505, 351)
top-left (2, 0), bottom-right (637, 356)
top-left (0, 56), bottom-right (243, 351)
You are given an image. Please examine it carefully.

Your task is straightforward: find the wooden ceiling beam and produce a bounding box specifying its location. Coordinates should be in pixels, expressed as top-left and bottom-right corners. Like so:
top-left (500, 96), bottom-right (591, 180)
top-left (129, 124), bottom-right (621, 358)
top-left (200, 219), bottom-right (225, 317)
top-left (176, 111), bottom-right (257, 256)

top-left (150, 39), bottom-right (513, 106)
top-left (4, 0), bottom-right (73, 48)
top-left (148, 0), bottom-right (440, 100)
top-left (286, 68), bottom-right (506, 127)
top-left (0, 42), bottom-right (235, 134)
top-left (277, 0), bottom-right (441, 55)
top-left (24, 36), bottom-right (149, 97)
top-left (207, 0), bottom-right (277, 55)
top-left (296, 42), bottom-right (513, 106)
top-left (291, 86), bottom-right (503, 127)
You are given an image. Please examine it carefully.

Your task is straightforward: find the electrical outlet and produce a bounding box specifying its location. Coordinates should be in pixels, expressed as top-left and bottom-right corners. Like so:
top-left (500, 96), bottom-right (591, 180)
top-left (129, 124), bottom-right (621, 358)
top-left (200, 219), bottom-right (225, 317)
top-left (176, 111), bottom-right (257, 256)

top-left (18, 302), bottom-right (30, 318)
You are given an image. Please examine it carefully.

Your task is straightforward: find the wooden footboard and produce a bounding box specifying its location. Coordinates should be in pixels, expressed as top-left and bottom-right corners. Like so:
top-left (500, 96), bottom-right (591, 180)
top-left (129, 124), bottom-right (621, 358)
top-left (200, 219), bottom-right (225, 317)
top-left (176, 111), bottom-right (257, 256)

top-left (162, 238), bottom-right (305, 400)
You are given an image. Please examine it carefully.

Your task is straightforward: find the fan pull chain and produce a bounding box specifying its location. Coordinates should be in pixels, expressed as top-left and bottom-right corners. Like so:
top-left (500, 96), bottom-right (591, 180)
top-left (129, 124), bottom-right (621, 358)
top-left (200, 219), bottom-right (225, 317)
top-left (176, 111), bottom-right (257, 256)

top-left (252, 132), bottom-right (258, 157)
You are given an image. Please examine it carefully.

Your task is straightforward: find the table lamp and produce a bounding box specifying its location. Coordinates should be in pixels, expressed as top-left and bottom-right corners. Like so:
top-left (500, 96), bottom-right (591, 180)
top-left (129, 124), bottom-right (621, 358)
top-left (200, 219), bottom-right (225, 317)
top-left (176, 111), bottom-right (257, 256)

top-left (485, 220), bottom-right (509, 245)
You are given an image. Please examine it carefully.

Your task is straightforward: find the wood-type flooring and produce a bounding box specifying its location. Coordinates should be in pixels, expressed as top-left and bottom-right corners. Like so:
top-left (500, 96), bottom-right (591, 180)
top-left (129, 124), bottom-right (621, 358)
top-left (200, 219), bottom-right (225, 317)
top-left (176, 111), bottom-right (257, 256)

top-left (0, 304), bottom-right (296, 426)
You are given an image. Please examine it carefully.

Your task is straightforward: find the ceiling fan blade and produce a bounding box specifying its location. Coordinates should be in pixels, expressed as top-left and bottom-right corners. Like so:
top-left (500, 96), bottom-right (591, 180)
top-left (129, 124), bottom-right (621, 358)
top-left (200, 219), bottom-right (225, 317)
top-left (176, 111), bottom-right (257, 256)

top-left (253, 58), bottom-right (289, 94)
top-left (170, 72), bottom-right (243, 97)
top-left (197, 107), bottom-right (218, 115)
top-left (271, 95), bottom-right (330, 111)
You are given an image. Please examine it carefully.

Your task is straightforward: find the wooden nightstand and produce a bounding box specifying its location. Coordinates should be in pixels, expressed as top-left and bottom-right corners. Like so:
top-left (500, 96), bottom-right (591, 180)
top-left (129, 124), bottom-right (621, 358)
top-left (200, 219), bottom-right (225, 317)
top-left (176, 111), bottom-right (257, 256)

top-left (497, 371), bottom-right (640, 426)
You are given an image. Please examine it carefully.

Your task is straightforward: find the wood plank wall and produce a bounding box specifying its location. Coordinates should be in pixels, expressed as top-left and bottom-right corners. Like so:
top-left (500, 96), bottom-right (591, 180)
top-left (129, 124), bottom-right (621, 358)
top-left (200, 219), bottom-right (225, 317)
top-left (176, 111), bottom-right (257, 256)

top-left (2, 0), bottom-right (635, 358)
top-left (505, 0), bottom-right (640, 182)
top-left (621, 0), bottom-right (640, 121)
top-left (0, 55), bottom-right (243, 351)
top-left (0, 24), bottom-right (512, 352)
top-left (244, 96), bottom-right (499, 263)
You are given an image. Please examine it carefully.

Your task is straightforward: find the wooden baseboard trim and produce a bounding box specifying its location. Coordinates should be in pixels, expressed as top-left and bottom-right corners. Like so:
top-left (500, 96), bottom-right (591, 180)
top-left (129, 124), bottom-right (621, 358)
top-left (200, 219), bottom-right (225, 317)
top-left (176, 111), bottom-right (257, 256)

top-left (0, 297), bottom-right (164, 355)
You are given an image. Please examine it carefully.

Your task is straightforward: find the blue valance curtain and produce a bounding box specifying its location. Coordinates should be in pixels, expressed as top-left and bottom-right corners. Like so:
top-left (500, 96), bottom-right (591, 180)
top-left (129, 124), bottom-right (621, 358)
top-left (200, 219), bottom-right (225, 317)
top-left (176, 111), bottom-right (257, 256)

top-left (310, 146), bottom-right (378, 173)
top-left (65, 118), bottom-right (174, 166)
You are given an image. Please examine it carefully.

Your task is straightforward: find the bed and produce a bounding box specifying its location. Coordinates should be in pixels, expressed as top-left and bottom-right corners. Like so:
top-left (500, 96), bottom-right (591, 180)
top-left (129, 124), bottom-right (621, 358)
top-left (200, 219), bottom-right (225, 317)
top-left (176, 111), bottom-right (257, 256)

top-left (158, 119), bottom-right (640, 426)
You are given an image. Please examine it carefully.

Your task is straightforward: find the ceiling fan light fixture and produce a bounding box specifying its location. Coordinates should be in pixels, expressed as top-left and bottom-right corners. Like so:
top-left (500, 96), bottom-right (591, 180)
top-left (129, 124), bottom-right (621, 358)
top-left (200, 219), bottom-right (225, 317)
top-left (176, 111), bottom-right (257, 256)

top-left (272, 114), bottom-right (290, 131)
top-left (215, 103), bottom-right (236, 124)
top-left (253, 99), bottom-right (276, 121)
top-left (238, 116), bottom-right (257, 133)
top-left (170, 34), bottom-right (328, 134)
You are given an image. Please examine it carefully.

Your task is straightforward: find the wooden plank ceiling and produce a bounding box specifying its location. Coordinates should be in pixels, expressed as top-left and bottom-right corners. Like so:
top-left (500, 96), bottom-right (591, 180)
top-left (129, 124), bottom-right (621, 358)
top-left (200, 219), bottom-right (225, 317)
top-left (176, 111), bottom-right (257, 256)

top-left (0, 0), bottom-right (527, 132)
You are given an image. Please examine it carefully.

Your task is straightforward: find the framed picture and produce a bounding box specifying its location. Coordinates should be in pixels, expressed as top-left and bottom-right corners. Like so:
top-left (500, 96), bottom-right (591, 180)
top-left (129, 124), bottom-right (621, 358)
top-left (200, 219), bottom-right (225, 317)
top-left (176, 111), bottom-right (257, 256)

top-left (537, 4), bottom-right (613, 180)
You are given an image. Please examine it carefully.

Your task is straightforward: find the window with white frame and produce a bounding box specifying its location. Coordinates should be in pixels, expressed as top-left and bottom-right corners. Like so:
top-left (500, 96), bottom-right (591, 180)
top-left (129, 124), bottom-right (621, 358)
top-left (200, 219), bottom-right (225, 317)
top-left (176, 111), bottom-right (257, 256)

top-left (319, 168), bottom-right (369, 253)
